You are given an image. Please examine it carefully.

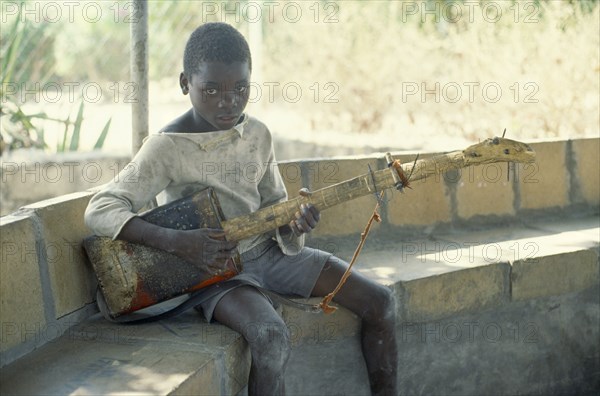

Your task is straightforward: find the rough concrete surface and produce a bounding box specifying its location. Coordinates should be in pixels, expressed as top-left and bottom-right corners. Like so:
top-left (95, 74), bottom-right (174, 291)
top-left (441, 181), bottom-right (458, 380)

top-left (0, 215), bottom-right (47, 354)
top-left (1, 214), bottom-right (598, 395)
top-left (397, 285), bottom-right (600, 395)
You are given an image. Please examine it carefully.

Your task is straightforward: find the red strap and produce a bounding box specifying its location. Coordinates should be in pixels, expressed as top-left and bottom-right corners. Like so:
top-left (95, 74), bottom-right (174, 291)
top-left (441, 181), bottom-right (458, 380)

top-left (317, 192), bottom-right (384, 314)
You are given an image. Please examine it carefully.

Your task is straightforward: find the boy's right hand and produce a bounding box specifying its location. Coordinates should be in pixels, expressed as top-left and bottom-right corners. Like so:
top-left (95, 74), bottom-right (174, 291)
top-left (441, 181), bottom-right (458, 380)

top-left (117, 218), bottom-right (238, 274)
top-left (167, 228), bottom-right (238, 274)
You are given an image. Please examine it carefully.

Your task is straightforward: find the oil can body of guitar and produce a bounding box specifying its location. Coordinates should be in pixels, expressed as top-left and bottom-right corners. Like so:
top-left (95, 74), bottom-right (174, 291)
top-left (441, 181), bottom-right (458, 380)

top-left (83, 188), bottom-right (241, 319)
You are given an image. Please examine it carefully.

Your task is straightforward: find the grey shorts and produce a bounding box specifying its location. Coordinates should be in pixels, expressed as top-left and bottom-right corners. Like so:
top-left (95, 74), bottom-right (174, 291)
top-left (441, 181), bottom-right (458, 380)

top-left (194, 239), bottom-right (331, 322)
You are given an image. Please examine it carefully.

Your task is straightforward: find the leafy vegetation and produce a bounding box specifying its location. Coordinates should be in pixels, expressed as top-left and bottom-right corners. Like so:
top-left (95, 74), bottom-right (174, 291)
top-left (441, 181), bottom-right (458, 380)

top-left (1, 0), bottom-right (597, 155)
top-left (1, 5), bottom-right (110, 154)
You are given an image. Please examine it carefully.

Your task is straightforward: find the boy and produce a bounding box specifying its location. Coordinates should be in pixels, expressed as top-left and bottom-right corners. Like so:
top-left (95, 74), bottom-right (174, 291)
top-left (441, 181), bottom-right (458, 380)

top-left (85, 22), bottom-right (397, 395)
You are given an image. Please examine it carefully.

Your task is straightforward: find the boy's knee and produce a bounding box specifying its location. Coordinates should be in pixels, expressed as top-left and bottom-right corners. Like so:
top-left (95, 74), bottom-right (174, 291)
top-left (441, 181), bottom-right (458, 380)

top-left (366, 285), bottom-right (396, 326)
top-left (245, 322), bottom-right (291, 366)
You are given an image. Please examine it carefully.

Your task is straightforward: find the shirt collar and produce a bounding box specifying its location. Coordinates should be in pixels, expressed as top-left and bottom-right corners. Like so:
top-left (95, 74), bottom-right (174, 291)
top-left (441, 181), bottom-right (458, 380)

top-left (155, 114), bottom-right (248, 139)
top-left (232, 113), bottom-right (248, 137)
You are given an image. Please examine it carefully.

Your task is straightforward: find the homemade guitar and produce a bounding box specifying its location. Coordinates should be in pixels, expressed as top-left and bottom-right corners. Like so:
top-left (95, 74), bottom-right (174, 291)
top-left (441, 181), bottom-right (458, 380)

top-left (83, 137), bottom-right (536, 319)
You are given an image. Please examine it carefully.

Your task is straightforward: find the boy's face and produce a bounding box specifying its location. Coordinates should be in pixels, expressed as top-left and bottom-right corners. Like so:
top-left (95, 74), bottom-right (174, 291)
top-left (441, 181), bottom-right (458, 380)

top-left (181, 61), bottom-right (251, 131)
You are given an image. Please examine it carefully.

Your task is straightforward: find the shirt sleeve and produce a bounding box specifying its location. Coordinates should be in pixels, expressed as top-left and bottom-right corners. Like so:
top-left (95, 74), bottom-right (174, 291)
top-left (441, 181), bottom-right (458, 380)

top-left (257, 132), bottom-right (305, 255)
top-left (84, 135), bottom-right (180, 239)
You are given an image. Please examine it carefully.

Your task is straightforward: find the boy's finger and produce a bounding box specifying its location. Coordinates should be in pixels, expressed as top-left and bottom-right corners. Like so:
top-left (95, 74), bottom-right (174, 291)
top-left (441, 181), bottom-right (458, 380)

top-left (301, 204), bottom-right (320, 220)
top-left (217, 242), bottom-right (238, 252)
top-left (222, 238), bottom-right (238, 248)
top-left (307, 205), bottom-right (321, 221)
top-left (206, 250), bottom-right (238, 269)
top-left (299, 206), bottom-right (318, 228)
top-left (205, 227), bottom-right (225, 233)
top-left (295, 218), bottom-right (312, 233)
top-left (207, 229), bottom-right (227, 239)
top-left (299, 213), bottom-right (316, 229)
top-left (205, 230), bottom-right (236, 242)
top-left (206, 241), bottom-right (236, 253)
top-left (289, 219), bottom-right (303, 236)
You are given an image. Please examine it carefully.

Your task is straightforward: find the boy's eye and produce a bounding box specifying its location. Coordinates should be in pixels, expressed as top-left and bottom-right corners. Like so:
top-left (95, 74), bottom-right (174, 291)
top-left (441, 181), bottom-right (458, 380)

top-left (236, 85), bottom-right (248, 93)
top-left (205, 88), bottom-right (218, 95)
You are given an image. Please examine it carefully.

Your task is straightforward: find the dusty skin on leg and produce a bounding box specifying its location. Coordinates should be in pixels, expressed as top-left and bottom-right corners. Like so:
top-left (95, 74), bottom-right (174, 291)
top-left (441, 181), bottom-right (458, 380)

top-left (213, 286), bottom-right (291, 396)
top-left (311, 256), bottom-right (399, 396)
top-left (212, 257), bottom-right (398, 396)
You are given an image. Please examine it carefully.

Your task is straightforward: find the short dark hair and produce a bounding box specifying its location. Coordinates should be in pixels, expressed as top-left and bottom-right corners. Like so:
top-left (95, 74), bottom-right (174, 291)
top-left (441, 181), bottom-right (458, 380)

top-left (183, 23), bottom-right (252, 77)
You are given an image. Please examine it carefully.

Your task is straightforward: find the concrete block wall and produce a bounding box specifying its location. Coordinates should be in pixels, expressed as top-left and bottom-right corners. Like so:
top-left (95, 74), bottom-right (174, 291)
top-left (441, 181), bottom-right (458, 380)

top-left (393, 249), bottom-right (599, 395)
top-left (0, 216), bottom-right (46, 354)
top-left (395, 249), bottom-right (599, 323)
top-left (0, 192), bottom-right (97, 366)
top-left (517, 141), bottom-right (570, 210)
top-left (0, 137), bottom-right (598, 371)
top-left (511, 249), bottom-right (599, 301)
top-left (398, 263), bottom-right (511, 322)
top-left (2, 221), bottom-right (597, 394)
top-left (572, 137), bottom-right (600, 206)
top-left (280, 138), bottom-right (599, 237)
top-left (0, 151), bottom-right (130, 216)
top-left (2, 138), bottom-right (597, 224)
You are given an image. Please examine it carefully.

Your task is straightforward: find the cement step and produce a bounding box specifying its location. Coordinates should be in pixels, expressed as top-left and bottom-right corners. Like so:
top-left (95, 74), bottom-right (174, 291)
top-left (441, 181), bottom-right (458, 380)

top-left (280, 299), bottom-right (370, 395)
top-left (0, 295), bottom-right (367, 396)
top-left (1, 215), bottom-right (598, 395)
top-left (0, 305), bottom-right (248, 395)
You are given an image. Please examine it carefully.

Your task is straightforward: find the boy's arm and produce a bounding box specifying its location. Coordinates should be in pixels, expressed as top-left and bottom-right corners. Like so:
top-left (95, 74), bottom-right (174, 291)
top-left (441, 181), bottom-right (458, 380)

top-left (85, 135), bottom-right (237, 271)
top-left (84, 135), bottom-right (177, 239)
top-left (117, 217), bottom-right (237, 272)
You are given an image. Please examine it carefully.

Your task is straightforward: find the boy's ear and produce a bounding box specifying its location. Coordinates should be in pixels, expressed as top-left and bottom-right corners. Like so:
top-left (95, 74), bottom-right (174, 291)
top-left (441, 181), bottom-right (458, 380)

top-left (179, 72), bottom-right (189, 95)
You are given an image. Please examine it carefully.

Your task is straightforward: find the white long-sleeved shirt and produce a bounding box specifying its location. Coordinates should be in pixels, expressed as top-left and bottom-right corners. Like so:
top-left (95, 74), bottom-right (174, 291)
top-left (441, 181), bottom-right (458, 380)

top-left (84, 114), bottom-right (304, 255)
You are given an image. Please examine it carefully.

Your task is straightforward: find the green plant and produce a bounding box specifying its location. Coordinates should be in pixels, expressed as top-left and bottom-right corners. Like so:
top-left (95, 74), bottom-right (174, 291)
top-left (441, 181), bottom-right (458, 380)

top-left (1, 99), bottom-right (111, 154)
top-left (56, 101), bottom-right (111, 152)
top-left (1, 8), bottom-right (110, 154)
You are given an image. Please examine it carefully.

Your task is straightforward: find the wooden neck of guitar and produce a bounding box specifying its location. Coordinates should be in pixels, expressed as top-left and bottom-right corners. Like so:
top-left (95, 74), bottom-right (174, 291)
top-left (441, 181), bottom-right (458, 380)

top-left (219, 136), bottom-right (536, 241)
top-left (221, 150), bottom-right (467, 242)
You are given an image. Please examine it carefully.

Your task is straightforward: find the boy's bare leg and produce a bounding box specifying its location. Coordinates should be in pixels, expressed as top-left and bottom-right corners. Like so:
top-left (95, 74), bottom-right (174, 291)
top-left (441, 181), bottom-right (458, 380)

top-left (311, 256), bottom-right (398, 395)
top-left (213, 286), bottom-right (291, 396)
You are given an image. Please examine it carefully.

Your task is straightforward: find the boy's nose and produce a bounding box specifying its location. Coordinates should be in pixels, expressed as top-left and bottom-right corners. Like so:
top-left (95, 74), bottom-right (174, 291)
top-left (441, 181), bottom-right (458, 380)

top-left (218, 91), bottom-right (238, 108)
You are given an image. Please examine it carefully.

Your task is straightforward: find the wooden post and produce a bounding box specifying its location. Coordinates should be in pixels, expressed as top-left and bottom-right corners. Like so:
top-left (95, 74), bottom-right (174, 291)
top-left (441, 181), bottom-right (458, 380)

top-left (248, 4), bottom-right (263, 108)
top-left (130, 0), bottom-right (149, 156)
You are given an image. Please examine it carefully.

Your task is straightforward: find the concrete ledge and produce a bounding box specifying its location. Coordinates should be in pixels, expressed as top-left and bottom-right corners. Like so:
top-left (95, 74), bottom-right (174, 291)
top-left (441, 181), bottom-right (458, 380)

top-left (455, 164), bottom-right (515, 219)
top-left (0, 299), bottom-right (371, 396)
top-left (0, 214), bottom-right (598, 394)
top-left (0, 307), bottom-right (248, 396)
top-left (22, 192), bottom-right (97, 318)
top-left (0, 137), bottom-right (598, 392)
top-left (571, 137), bottom-right (600, 206)
top-left (0, 332), bottom-right (222, 395)
top-left (398, 263), bottom-right (511, 322)
top-left (0, 214), bottom-right (47, 358)
top-left (387, 152), bottom-right (452, 227)
top-left (3, 137), bottom-right (598, 230)
top-left (397, 285), bottom-right (599, 395)
top-left (518, 140), bottom-right (570, 210)
top-left (0, 192), bottom-right (99, 367)
top-left (1, 151), bottom-right (130, 216)
top-left (512, 249), bottom-right (600, 301)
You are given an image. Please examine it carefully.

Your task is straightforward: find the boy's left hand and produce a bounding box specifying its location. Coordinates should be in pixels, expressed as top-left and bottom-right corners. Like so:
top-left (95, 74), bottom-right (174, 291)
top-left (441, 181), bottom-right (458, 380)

top-left (289, 203), bottom-right (320, 236)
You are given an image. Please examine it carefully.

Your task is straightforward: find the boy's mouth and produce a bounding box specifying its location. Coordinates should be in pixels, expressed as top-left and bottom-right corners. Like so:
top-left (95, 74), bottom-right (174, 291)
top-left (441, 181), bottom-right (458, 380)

top-left (217, 114), bottom-right (239, 124)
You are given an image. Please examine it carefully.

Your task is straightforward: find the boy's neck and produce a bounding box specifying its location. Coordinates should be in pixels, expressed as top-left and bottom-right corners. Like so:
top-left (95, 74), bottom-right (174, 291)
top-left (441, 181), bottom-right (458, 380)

top-left (190, 109), bottom-right (215, 132)
top-left (185, 109), bottom-right (218, 133)
top-left (164, 110), bottom-right (246, 134)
